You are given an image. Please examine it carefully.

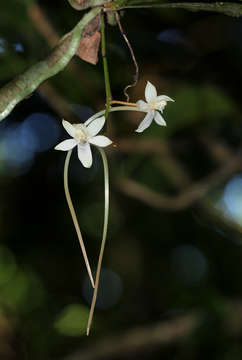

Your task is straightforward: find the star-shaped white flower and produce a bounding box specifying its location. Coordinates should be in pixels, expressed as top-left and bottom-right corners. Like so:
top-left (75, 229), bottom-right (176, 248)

top-left (135, 81), bottom-right (174, 133)
top-left (55, 117), bottom-right (112, 168)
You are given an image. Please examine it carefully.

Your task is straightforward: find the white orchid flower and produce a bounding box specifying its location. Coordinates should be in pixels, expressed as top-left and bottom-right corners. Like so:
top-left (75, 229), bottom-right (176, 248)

top-left (55, 117), bottom-right (112, 168)
top-left (135, 81), bottom-right (174, 133)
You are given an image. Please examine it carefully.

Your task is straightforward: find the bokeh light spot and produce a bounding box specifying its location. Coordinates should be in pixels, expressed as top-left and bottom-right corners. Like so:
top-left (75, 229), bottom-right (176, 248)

top-left (171, 244), bottom-right (208, 284)
top-left (221, 174), bottom-right (242, 225)
top-left (71, 104), bottom-right (94, 122)
top-left (13, 42), bottom-right (24, 53)
top-left (0, 37), bottom-right (6, 54)
top-left (82, 268), bottom-right (123, 309)
top-left (0, 123), bottom-right (34, 175)
top-left (157, 28), bottom-right (185, 45)
top-left (20, 112), bottom-right (60, 153)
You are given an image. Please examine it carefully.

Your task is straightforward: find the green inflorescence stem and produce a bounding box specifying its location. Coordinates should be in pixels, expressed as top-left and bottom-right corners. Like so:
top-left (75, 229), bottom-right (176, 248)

top-left (101, 12), bottom-right (112, 121)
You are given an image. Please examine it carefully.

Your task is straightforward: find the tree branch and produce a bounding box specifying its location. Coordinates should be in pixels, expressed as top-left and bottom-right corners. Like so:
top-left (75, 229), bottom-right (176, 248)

top-left (61, 300), bottom-right (242, 360)
top-left (116, 140), bottom-right (242, 211)
top-left (1, 0), bottom-right (241, 122)
top-left (112, 1), bottom-right (242, 17)
top-left (0, 7), bottom-right (100, 122)
top-left (63, 313), bottom-right (198, 360)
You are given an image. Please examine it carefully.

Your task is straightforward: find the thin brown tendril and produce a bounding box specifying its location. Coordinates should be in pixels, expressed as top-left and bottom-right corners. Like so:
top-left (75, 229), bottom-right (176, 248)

top-left (115, 11), bottom-right (139, 102)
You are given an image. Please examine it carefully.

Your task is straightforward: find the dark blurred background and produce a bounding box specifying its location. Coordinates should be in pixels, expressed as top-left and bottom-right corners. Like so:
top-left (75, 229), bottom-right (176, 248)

top-left (1, 1), bottom-right (242, 359)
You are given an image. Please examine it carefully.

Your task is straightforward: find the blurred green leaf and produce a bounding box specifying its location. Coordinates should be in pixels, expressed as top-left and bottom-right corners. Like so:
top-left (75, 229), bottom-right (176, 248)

top-left (54, 304), bottom-right (89, 336)
top-left (0, 269), bottom-right (46, 313)
top-left (144, 84), bottom-right (238, 138)
top-left (0, 246), bottom-right (17, 286)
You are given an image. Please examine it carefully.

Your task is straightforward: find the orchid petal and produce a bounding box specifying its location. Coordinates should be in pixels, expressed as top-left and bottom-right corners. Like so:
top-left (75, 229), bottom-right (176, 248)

top-left (86, 116), bottom-right (105, 137)
top-left (155, 104), bottom-right (165, 112)
top-left (156, 95), bottom-right (175, 102)
top-left (77, 143), bottom-right (92, 168)
top-left (135, 111), bottom-right (154, 133)
top-left (55, 139), bottom-right (78, 151)
top-left (154, 111), bottom-right (166, 126)
top-left (62, 120), bottom-right (76, 138)
top-left (136, 100), bottom-right (148, 111)
top-left (89, 135), bottom-right (112, 147)
top-left (145, 81), bottom-right (157, 103)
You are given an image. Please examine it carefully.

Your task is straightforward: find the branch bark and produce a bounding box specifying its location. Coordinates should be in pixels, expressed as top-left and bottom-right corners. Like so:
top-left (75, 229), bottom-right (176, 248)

top-left (63, 313), bottom-right (198, 360)
top-left (0, 0), bottom-right (241, 122)
top-left (61, 300), bottom-right (242, 360)
top-left (116, 139), bottom-right (242, 211)
top-left (0, 7), bottom-right (100, 122)
top-left (112, 1), bottom-right (242, 17)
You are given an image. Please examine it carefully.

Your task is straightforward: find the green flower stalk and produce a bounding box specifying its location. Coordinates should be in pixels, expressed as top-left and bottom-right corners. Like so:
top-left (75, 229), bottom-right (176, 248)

top-left (86, 147), bottom-right (110, 336)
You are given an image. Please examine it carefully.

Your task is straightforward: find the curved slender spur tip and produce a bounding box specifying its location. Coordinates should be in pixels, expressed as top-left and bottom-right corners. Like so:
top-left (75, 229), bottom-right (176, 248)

top-left (55, 117), bottom-right (112, 168)
top-left (135, 81), bottom-right (174, 133)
